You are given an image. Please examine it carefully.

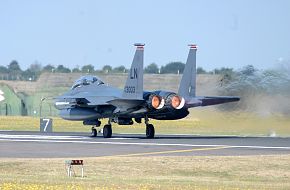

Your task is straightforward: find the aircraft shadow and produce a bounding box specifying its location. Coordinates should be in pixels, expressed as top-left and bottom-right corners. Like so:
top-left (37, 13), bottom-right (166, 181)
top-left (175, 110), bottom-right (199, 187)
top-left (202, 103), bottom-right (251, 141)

top-left (89, 134), bottom-right (249, 140)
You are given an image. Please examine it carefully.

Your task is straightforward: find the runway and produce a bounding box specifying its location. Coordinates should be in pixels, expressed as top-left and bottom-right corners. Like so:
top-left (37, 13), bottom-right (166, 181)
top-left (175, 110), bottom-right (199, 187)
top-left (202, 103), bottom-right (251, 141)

top-left (0, 131), bottom-right (290, 158)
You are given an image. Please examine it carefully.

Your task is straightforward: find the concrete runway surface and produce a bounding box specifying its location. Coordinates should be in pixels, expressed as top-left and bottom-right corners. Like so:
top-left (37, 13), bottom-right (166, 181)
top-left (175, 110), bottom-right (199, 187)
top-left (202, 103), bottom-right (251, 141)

top-left (0, 131), bottom-right (290, 158)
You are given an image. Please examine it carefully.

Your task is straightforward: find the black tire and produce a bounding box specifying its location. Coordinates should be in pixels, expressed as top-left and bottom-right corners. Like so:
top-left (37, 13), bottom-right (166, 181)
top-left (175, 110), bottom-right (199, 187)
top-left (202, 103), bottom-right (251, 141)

top-left (146, 124), bottom-right (155, 139)
top-left (103, 125), bottom-right (112, 138)
top-left (91, 128), bottom-right (97, 137)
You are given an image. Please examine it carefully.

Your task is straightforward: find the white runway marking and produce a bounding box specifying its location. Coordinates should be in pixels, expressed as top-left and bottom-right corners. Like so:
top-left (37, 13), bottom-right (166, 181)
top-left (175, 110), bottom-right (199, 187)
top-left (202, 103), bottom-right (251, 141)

top-left (0, 134), bottom-right (290, 150)
top-left (0, 134), bottom-right (136, 140)
top-left (0, 134), bottom-right (90, 140)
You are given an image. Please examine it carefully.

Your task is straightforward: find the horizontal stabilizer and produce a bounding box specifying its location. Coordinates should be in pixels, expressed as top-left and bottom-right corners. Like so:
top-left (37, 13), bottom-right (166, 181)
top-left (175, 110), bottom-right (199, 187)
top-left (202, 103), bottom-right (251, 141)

top-left (185, 96), bottom-right (240, 108)
top-left (199, 96), bottom-right (240, 107)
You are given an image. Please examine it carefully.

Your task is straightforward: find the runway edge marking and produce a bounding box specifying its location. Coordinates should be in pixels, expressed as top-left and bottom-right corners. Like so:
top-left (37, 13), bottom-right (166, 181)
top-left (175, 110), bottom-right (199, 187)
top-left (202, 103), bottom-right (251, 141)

top-left (1, 139), bottom-right (290, 150)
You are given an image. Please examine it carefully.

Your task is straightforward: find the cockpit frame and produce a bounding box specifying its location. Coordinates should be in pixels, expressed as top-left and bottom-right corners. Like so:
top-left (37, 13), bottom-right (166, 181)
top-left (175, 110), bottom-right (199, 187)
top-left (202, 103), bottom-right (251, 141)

top-left (71, 75), bottom-right (104, 89)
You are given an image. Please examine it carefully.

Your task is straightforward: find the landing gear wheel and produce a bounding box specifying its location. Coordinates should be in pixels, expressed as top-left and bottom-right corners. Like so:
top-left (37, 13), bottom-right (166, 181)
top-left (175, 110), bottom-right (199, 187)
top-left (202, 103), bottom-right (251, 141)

top-left (91, 128), bottom-right (97, 137)
top-left (146, 124), bottom-right (155, 139)
top-left (103, 125), bottom-right (112, 138)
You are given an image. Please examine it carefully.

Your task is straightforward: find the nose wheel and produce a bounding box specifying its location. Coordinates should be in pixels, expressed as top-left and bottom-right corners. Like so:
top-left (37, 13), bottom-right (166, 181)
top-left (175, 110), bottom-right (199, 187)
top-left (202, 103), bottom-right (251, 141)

top-left (91, 127), bottom-right (97, 137)
top-left (90, 119), bottom-right (112, 138)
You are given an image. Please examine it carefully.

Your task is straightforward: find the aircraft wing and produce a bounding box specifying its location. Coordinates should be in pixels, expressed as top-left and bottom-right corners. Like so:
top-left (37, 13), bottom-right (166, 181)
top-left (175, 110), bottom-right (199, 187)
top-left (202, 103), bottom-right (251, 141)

top-left (185, 96), bottom-right (240, 108)
top-left (107, 99), bottom-right (145, 113)
top-left (54, 95), bottom-right (115, 107)
top-left (55, 96), bottom-right (145, 115)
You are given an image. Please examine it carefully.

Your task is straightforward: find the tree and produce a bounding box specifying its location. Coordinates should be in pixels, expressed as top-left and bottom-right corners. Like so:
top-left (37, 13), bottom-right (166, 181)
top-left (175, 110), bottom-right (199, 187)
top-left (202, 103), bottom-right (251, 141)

top-left (213, 67), bottom-right (234, 75)
top-left (240, 65), bottom-right (257, 76)
top-left (22, 62), bottom-right (42, 81)
top-left (102, 65), bottom-right (112, 73)
top-left (113, 65), bottom-right (127, 73)
top-left (81, 64), bottom-right (94, 73)
top-left (160, 62), bottom-right (185, 74)
top-left (29, 61), bottom-right (42, 73)
top-left (42, 64), bottom-right (55, 72)
top-left (8, 60), bottom-right (21, 72)
top-left (72, 68), bottom-right (81, 73)
top-left (197, 67), bottom-right (207, 74)
top-left (145, 63), bottom-right (159, 74)
top-left (21, 69), bottom-right (35, 81)
top-left (0, 66), bottom-right (8, 80)
top-left (7, 60), bottom-right (22, 80)
top-left (0, 66), bottom-right (8, 73)
top-left (55, 65), bottom-right (71, 73)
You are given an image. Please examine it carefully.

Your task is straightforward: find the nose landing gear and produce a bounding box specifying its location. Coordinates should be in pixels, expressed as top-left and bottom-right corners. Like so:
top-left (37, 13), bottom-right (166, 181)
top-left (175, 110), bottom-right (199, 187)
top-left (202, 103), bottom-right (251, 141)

top-left (90, 119), bottom-right (112, 138)
top-left (91, 127), bottom-right (98, 137)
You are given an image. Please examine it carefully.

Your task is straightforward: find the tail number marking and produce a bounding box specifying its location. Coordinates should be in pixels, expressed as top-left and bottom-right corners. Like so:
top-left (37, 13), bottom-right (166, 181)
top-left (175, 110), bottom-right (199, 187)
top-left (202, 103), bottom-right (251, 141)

top-left (124, 86), bottom-right (136, 94)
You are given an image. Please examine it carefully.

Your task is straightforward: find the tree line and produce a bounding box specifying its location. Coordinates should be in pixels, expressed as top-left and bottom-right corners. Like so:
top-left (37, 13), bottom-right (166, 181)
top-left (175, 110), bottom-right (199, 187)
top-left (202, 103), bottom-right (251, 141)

top-left (0, 59), bottom-right (242, 81)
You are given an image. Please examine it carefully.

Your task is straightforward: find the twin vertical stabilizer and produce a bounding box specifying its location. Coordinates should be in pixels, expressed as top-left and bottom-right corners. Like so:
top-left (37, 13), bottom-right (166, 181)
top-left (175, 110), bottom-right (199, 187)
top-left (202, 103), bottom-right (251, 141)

top-left (123, 43), bottom-right (197, 100)
top-left (178, 45), bottom-right (197, 98)
top-left (122, 43), bottom-right (144, 100)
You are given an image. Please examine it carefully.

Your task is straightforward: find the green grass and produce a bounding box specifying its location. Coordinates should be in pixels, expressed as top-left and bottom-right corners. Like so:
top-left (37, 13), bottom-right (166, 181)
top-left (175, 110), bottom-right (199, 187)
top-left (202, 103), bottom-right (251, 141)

top-left (1, 109), bottom-right (290, 136)
top-left (1, 155), bottom-right (290, 189)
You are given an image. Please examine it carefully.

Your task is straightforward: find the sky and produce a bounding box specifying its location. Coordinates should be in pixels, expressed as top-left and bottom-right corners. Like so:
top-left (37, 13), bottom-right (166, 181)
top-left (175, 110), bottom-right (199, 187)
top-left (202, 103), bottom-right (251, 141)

top-left (0, 0), bottom-right (290, 71)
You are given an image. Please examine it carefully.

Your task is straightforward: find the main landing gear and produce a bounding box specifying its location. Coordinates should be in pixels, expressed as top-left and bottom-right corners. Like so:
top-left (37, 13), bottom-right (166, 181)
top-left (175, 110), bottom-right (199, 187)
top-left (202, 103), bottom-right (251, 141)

top-left (91, 120), bottom-right (112, 138)
top-left (103, 124), bottom-right (112, 138)
top-left (145, 116), bottom-right (155, 139)
top-left (90, 117), bottom-right (155, 139)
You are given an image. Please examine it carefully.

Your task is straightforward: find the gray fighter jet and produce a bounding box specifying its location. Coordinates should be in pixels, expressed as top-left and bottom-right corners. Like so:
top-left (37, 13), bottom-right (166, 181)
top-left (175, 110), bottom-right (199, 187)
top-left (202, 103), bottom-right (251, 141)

top-left (55, 44), bottom-right (239, 138)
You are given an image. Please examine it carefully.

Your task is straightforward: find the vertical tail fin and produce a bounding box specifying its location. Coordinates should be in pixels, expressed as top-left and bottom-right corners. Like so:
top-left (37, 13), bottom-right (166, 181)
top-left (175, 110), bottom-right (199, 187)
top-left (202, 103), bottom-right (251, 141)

top-left (178, 44), bottom-right (197, 98)
top-left (122, 43), bottom-right (144, 99)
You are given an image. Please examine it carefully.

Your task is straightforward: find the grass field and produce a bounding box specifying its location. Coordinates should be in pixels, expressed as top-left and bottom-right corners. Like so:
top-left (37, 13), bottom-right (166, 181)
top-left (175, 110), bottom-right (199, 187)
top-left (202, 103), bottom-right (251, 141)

top-left (0, 109), bottom-right (290, 136)
top-left (0, 155), bottom-right (290, 190)
top-left (1, 110), bottom-right (290, 189)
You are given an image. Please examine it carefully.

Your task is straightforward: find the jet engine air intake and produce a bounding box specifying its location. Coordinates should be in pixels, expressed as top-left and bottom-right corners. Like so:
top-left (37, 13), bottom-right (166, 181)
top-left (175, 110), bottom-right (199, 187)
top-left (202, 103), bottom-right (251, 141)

top-left (147, 94), bottom-right (165, 110)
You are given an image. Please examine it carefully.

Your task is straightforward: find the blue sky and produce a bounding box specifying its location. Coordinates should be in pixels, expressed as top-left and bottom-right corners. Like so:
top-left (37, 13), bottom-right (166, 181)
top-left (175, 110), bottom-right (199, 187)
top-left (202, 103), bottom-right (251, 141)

top-left (0, 0), bottom-right (290, 71)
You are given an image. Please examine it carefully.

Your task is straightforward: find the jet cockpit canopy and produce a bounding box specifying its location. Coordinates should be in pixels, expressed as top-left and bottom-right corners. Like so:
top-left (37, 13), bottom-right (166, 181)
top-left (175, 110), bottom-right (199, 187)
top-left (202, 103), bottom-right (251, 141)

top-left (71, 75), bottom-right (104, 89)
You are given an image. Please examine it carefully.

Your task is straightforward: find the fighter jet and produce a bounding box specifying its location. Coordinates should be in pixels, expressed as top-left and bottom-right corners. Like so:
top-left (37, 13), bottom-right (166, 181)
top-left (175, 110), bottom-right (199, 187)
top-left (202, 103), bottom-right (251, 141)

top-left (54, 44), bottom-right (239, 138)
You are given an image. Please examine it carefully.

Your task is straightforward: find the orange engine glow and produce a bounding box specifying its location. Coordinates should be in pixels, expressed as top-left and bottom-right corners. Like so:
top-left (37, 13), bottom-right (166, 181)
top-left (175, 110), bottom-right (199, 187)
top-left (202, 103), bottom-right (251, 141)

top-left (171, 96), bottom-right (181, 108)
top-left (151, 95), bottom-right (161, 109)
